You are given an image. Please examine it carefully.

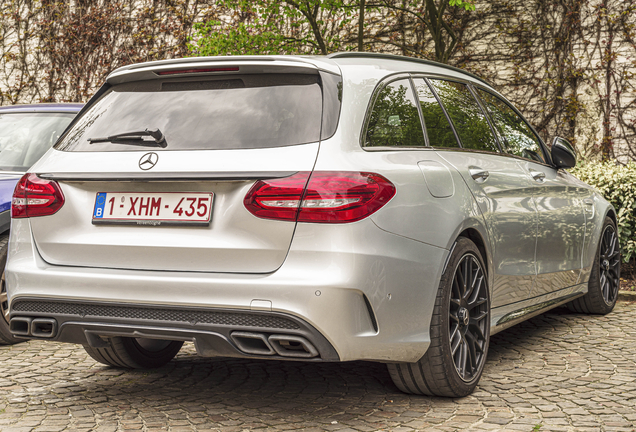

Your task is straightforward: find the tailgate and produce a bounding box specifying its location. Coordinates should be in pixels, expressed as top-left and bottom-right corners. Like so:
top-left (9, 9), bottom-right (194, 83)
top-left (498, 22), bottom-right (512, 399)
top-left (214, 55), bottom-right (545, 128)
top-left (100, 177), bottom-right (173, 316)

top-left (29, 145), bottom-right (318, 273)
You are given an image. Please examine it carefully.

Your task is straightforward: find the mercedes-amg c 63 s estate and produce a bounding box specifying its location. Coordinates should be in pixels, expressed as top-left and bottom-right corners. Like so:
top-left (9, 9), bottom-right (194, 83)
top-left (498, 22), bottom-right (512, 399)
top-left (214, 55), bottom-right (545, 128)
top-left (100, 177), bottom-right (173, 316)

top-left (5, 53), bottom-right (620, 397)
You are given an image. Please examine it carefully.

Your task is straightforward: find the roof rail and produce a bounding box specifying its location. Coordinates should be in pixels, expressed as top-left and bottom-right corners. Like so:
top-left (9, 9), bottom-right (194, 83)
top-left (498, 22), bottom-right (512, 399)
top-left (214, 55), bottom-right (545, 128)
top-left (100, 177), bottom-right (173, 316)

top-left (326, 52), bottom-right (490, 86)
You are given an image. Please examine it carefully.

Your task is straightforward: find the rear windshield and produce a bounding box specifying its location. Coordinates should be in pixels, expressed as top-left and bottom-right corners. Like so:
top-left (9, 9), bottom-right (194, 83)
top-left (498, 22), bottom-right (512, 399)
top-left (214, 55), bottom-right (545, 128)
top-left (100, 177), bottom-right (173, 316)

top-left (56, 74), bottom-right (326, 152)
top-left (0, 113), bottom-right (75, 171)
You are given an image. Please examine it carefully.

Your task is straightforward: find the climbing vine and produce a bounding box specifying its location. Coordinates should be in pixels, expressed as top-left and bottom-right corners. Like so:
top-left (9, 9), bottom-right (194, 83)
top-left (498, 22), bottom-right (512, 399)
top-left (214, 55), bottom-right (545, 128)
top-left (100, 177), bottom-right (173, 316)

top-left (1, 0), bottom-right (634, 162)
top-left (0, 0), bottom-right (218, 103)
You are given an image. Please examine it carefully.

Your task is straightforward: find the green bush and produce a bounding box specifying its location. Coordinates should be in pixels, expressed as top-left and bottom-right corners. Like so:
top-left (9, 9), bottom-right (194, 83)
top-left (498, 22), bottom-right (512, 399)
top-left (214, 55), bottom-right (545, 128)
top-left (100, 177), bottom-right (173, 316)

top-left (570, 161), bottom-right (636, 263)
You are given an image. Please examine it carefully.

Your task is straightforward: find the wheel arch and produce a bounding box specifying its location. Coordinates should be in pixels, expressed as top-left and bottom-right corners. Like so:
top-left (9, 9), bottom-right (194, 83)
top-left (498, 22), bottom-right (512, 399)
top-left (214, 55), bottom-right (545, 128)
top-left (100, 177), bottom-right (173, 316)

top-left (584, 196), bottom-right (619, 270)
top-left (458, 228), bottom-right (489, 276)
top-left (605, 207), bottom-right (617, 228)
top-left (443, 218), bottom-right (494, 301)
top-left (444, 217), bottom-right (492, 278)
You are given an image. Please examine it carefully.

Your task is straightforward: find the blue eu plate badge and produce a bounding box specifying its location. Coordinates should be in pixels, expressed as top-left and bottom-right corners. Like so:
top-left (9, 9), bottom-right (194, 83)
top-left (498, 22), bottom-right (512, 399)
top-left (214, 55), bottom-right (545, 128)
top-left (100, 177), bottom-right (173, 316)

top-left (93, 192), bottom-right (107, 219)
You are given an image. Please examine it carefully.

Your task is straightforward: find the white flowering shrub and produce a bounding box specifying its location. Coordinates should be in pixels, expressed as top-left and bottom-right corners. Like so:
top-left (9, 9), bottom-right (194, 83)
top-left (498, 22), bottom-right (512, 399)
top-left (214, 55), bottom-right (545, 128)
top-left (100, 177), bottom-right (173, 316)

top-left (571, 162), bottom-right (636, 263)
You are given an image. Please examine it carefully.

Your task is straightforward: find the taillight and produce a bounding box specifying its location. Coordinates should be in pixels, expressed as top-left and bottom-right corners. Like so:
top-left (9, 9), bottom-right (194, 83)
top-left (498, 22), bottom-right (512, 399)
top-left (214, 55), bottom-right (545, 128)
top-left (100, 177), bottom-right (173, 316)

top-left (11, 173), bottom-right (65, 218)
top-left (244, 172), bottom-right (311, 221)
top-left (244, 171), bottom-right (396, 223)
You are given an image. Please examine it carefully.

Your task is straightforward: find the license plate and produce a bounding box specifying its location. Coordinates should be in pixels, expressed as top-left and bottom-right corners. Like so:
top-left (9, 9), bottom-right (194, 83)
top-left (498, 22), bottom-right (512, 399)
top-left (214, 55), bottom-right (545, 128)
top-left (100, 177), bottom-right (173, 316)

top-left (92, 192), bottom-right (213, 226)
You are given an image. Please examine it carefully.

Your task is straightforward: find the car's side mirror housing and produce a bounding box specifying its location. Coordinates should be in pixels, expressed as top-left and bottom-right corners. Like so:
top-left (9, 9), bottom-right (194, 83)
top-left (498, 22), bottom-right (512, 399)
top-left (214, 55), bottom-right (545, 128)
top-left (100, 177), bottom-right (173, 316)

top-left (551, 137), bottom-right (576, 169)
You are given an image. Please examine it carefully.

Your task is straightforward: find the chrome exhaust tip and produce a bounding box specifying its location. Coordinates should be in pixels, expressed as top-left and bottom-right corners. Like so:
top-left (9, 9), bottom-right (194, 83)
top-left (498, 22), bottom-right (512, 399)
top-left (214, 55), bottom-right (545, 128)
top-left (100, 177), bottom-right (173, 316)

top-left (31, 318), bottom-right (58, 338)
top-left (231, 331), bottom-right (276, 356)
top-left (9, 317), bottom-right (32, 336)
top-left (268, 335), bottom-right (319, 358)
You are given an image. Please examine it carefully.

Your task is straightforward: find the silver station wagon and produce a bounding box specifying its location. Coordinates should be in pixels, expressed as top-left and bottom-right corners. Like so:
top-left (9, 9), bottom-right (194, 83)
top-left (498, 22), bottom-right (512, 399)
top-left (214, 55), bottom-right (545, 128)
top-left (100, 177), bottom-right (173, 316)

top-left (5, 53), bottom-right (620, 397)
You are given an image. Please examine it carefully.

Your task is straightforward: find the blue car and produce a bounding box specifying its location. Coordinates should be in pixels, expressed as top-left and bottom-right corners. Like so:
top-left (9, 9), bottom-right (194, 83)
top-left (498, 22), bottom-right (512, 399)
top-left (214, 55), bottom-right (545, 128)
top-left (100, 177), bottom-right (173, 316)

top-left (0, 103), bottom-right (82, 344)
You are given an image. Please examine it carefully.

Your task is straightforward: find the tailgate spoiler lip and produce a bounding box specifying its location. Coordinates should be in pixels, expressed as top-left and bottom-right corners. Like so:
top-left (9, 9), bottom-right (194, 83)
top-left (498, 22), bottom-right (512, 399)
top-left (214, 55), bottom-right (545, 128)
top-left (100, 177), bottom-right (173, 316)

top-left (36, 171), bottom-right (297, 182)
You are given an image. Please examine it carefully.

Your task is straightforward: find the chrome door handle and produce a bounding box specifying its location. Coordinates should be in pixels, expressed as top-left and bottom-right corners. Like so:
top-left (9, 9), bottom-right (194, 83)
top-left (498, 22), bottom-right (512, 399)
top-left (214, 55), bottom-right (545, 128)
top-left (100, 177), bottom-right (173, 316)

top-left (530, 170), bottom-right (546, 182)
top-left (469, 168), bottom-right (489, 183)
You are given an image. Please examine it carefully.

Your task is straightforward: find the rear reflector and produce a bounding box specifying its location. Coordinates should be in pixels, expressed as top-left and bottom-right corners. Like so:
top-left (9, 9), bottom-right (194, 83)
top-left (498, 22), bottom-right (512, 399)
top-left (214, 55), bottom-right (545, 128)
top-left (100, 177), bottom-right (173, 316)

top-left (156, 67), bottom-right (239, 75)
top-left (12, 173), bottom-right (65, 218)
top-left (244, 172), bottom-right (396, 223)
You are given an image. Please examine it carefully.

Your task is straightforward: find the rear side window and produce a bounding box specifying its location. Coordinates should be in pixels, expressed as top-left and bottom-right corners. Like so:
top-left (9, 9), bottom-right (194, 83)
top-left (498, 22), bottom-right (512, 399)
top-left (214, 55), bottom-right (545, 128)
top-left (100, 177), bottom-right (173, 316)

top-left (477, 89), bottom-right (546, 163)
top-left (56, 74), bottom-right (326, 152)
top-left (364, 79), bottom-right (425, 148)
top-left (0, 113), bottom-right (75, 171)
top-left (412, 79), bottom-right (458, 148)
top-left (429, 80), bottom-right (499, 153)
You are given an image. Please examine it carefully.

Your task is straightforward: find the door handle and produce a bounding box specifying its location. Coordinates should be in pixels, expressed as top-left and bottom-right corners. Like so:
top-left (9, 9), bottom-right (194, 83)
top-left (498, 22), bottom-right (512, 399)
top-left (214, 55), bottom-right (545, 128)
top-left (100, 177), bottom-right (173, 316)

top-left (584, 198), bottom-right (594, 212)
top-left (530, 170), bottom-right (546, 182)
top-left (469, 168), bottom-right (489, 183)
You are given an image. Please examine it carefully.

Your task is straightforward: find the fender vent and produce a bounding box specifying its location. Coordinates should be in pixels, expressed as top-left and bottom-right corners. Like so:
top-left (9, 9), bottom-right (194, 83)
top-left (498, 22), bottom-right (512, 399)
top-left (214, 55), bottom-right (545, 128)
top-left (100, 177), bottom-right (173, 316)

top-left (12, 300), bottom-right (300, 330)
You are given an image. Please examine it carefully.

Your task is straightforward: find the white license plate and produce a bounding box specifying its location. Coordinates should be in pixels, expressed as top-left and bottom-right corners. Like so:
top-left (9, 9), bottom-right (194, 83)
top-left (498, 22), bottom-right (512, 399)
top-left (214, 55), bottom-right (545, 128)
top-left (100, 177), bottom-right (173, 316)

top-left (92, 192), bottom-right (213, 226)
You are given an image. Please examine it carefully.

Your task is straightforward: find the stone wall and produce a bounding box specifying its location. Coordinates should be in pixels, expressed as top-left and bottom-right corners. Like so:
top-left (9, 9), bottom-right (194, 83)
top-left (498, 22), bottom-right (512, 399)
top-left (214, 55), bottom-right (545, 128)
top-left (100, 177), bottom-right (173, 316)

top-left (453, 0), bottom-right (636, 161)
top-left (1, 0), bottom-right (633, 161)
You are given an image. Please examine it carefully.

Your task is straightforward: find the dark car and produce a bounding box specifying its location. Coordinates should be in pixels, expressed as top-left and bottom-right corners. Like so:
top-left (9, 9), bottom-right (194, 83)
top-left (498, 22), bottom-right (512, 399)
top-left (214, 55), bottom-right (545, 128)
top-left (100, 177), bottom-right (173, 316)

top-left (0, 103), bottom-right (82, 344)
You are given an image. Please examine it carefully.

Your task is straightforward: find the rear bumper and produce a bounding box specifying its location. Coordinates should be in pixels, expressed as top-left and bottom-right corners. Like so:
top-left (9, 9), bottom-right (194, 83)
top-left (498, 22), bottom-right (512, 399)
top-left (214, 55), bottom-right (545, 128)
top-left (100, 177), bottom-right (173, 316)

top-left (6, 218), bottom-right (449, 362)
top-left (9, 298), bottom-right (339, 361)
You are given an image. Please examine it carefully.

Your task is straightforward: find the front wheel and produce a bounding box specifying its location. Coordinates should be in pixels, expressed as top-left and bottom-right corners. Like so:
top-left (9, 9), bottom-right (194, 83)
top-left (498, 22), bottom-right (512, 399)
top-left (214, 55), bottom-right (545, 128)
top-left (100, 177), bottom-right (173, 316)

top-left (84, 337), bottom-right (183, 368)
top-left (388, 237), bottom-right (490, 397)
top-left (567, 216), bottom-right (620, 315)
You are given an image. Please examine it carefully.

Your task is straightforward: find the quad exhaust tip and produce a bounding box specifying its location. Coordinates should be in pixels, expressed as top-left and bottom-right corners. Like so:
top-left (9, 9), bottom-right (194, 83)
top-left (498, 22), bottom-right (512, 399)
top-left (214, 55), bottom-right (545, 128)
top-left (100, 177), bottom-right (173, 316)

top-left (230, 331), bottom-right (318, 358)
top-left (9, 317), bottom-right (58, 338)
top-left (268, 334), bottom-right (319, 358)
top-left (31, 318), bottom-right (58, 338)
top-left (10, 318), bottom-right (318, 356)
top-left (9, 317), bottom-right (31, 336)
top-left (231, 332), bottom-right (276, 356)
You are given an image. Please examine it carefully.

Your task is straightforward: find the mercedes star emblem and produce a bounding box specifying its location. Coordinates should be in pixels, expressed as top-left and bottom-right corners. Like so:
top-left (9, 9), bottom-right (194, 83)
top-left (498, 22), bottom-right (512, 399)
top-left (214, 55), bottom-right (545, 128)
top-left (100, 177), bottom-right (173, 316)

top-left (139, 152), bottom-right (159, 170)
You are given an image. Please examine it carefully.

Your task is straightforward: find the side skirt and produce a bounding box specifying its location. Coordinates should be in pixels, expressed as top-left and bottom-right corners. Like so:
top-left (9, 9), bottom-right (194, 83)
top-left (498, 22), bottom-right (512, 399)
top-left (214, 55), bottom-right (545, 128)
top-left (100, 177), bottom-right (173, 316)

top-left (491, 283), bottom-right (587, 335)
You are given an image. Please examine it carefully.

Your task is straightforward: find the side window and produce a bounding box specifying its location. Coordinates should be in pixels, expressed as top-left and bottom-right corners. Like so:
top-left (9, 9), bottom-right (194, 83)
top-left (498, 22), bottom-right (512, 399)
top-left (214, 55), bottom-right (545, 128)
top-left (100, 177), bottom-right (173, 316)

top-left (364, 79), bottom-right (425, 148)
top-left (429, 79), bottom-right (499, 153)
top-left (412, 79), bottom-right (459, 148)
top-left (477, 89), bottom-right (546, 163)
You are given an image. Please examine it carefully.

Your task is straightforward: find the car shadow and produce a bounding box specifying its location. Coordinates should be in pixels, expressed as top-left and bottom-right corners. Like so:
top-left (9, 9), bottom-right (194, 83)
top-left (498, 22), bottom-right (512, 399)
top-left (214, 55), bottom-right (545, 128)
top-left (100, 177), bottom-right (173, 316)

top-left (68, 307), bottom-right (580, 411)
top-left (488, 306), bottom-right (575, 355)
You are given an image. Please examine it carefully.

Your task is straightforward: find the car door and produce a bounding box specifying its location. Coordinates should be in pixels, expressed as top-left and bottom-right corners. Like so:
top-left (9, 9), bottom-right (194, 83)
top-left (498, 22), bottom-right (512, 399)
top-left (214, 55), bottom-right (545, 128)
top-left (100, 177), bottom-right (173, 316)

top-left (417, 78), bottom-right (538, 307)
top-left (476, 88), bottom-right (588, 296)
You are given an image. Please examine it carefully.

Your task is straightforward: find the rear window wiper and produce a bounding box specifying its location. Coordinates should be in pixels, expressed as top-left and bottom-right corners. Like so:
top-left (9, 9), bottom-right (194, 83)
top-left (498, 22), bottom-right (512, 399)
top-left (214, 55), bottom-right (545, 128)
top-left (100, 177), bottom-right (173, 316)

top-left (87, 128), bottom-right (167, 148)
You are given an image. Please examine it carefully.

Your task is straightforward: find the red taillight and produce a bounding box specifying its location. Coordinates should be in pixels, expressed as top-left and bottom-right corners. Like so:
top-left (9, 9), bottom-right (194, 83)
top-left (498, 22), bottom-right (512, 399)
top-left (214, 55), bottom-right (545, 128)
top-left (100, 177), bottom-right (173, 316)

top-left (244, 172), bottom-right (396, 223)
top-left (244, 172), bottom-right (311, 221)
top-left (11, 173), bottom-right (65, 218)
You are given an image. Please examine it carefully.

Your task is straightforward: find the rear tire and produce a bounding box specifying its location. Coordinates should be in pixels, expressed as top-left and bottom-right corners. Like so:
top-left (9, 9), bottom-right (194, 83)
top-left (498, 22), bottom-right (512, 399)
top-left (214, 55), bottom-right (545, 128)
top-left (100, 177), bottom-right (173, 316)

top-left (567, 216), bottom-right (620, 315)
top-left (388, 237), bottom-right (490, 397)
top-left (0, 232), bottom-right (21, 345)
top-left (83, 337), bottom-right (183, 368)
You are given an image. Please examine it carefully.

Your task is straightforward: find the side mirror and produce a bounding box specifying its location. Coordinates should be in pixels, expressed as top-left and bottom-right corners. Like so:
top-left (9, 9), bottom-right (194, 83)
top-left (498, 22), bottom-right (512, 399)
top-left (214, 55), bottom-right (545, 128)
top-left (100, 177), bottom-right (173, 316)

top-left (551, 137), bottom-right (576, 169)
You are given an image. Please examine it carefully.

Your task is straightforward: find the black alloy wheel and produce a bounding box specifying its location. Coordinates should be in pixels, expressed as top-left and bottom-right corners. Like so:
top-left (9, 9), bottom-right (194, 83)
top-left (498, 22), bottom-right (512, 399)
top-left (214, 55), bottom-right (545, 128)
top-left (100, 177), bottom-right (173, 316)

top-left (449, 253), bottom-right (489, 382)
top-left (599, 223), bottom-right (620, 305)
top-left (387, 237), bottom-right (490, 397)
top-left (567, 216), bottom-right (620, 315)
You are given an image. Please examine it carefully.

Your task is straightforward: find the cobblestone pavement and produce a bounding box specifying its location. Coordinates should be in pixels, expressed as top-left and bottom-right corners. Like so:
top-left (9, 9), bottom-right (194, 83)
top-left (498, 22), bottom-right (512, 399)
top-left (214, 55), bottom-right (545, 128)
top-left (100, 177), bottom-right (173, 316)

top-left (1, 303), bottom-right (635, 432)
